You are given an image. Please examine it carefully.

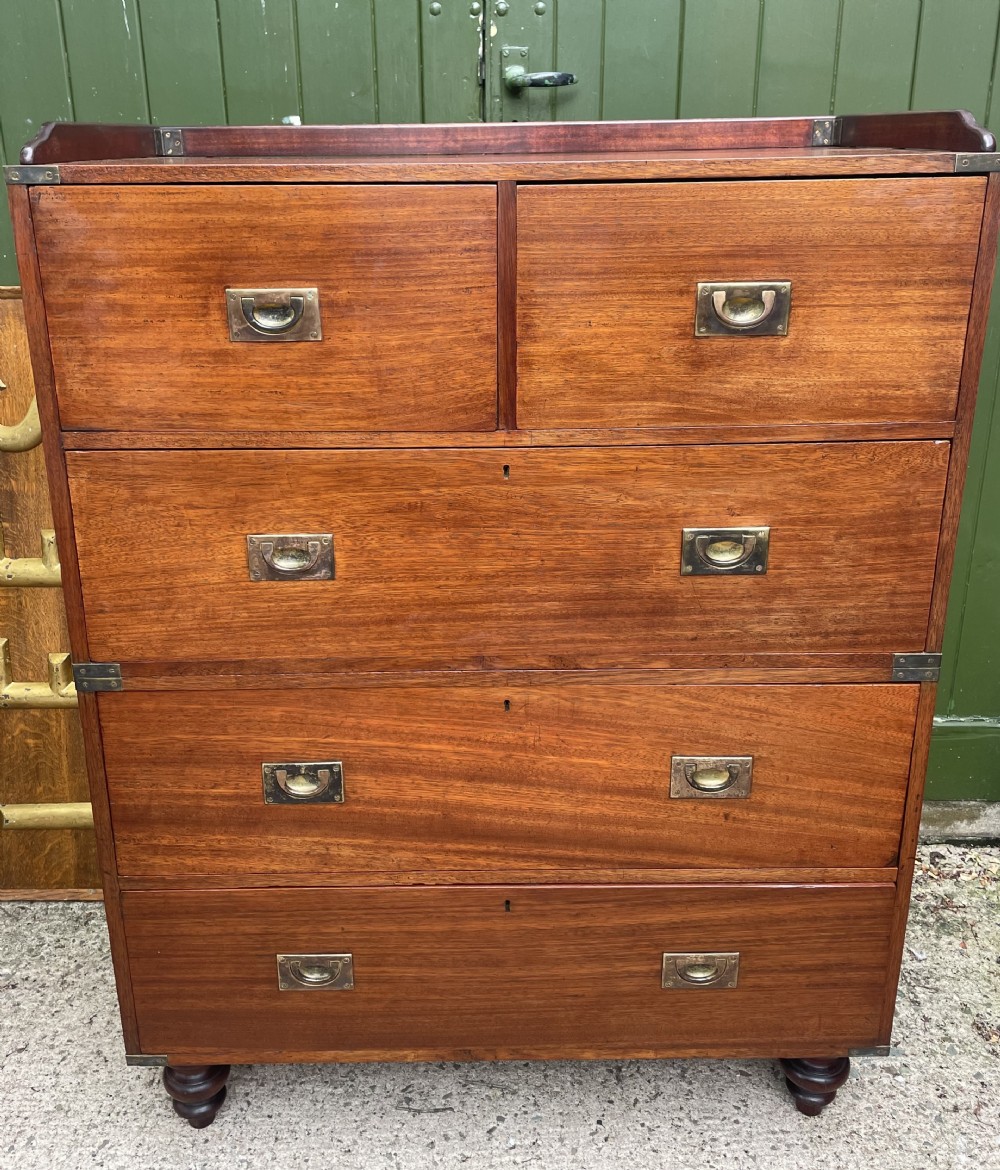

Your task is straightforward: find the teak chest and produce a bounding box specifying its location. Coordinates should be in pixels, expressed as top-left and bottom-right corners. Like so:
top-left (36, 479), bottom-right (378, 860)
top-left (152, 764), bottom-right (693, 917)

top-left (9, 111), bottom-right (999, 1125)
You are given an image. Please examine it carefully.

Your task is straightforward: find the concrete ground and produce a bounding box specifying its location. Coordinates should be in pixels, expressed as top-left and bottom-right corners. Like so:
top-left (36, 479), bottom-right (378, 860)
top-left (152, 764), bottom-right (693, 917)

top-left (2, 844), bottom-right (997, 1170)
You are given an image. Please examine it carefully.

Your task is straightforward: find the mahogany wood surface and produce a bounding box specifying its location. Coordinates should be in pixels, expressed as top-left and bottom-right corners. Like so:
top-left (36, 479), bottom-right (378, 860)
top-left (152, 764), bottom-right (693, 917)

top-left (122, 884), bottom-right (894, 1062)
top-left (518, 179), bottom-right (984, 429)
top-left (926, 172), bottom-right (1000, 649)
top-left (8, 188), bottom-right (139, 1048)
top-left (59, 420), bottom-right (957, 449)
top-left (65, 443), bottom-right (949, 669)
top-left (101, 684), bottom-right (917, 878)
top-left (31, 185), bottom-right (497, 433)
top-left (53, 150), bottom-right (961, 186)
top-left (21, 112), bottom-right (992, 166)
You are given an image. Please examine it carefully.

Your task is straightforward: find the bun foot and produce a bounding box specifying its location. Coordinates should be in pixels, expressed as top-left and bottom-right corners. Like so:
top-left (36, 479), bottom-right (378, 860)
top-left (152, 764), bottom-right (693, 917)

top-left (779, 1056), bottom-right (850, 1116)
top-left (163, 1064), bottom-right (230, 1128)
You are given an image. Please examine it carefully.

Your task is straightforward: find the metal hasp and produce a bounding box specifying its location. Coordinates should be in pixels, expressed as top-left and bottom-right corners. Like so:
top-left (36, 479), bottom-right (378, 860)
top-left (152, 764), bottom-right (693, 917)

top-left (892, 653), bottom-right (942, 682)
top-left (680, 527), bottom-right (770, 576)
top-left (262, 761), bottom-right (345, 805)
top-left (226, 288), bottom-right (322, 342)
top-left (4, 164), bottom-right (60, 185)
top-left (277, 954), bottom-right (355, 991)
top-left (670, 756), bottom-right (753, 799)
top-left (247, 534), bottom-right (335, 582)
top-left (662, 953), bottom-right (740, 989)
top-left (72, 662), bottom-right (123, 693)
top-left (695, 281), bottom-right (792, 337)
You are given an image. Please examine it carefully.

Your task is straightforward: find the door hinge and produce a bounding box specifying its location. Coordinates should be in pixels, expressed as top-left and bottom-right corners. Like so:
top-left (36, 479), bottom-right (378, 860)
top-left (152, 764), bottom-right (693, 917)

top-left (811, 117), bottom-right (841, 147)
top-left (4, 164), bottom-right (61, 185)
top-left (892, 653), bottom-right (941, 682)
top-left (154, 127), bottom-right (185, 157)
top-left (72, 662), bottom-right (124, 692)
top-left (126, 1054), bottom-right (168, 1067)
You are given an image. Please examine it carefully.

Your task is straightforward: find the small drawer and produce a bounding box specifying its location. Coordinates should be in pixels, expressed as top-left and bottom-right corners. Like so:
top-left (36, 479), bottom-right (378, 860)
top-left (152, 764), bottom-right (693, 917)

top-left (31, 184), bottom-right (498, 433)
top-left (103, 684), bottom-right (917, 877)
top-left (518, 178), bottom-right (984, 428)
top-left (122, 883), bottom-right (894, 1062)
top-left (67, 441), bottom-right (948, 669)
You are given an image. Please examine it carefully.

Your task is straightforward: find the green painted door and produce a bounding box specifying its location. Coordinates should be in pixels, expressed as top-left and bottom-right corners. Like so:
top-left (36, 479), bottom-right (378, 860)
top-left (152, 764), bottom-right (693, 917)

top-left (0, 0), bottom-right (997, 798)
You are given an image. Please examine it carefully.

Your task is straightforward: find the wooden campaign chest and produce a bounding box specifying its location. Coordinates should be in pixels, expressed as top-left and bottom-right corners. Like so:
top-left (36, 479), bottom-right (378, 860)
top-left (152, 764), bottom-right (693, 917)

top-left (8, 111), bottom-right (999, 1125)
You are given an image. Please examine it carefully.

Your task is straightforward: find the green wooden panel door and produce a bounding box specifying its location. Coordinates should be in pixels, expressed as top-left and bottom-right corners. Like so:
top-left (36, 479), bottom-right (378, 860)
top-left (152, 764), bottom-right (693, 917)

top-left (0, 0), bottom-right (997, 797)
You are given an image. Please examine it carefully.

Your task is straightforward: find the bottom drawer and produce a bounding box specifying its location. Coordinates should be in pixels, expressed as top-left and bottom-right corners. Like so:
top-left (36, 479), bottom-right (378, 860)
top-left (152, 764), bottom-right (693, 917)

top-left (123, 884), bottom-right (894, 1062)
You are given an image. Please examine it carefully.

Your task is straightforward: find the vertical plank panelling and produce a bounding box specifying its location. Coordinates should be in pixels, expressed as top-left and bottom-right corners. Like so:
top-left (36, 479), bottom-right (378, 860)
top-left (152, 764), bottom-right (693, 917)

top-left (59, 0), bottom-right (149, 122)
top-left (553, 0), bottom-right (604, 121)
top-left (298, 0), bottom-right (377, 123)
top-left (487, 0), bottom-right (554, 122)
top-left (137, 0), bottom-right (227, 124)
top-left (0, 0), bottom-right (74, 284)
top-left (834, 0), bottom-right (922, 112)
top-left (755, 0), bottom-right (840, 116)
top-left (373, 0), bottom-right (424, 122)
top-left (420, 0), bottom-right (483, 123)
top-left (601, 0), bottom-right (681, 120)
top-left (910, 0), bottom-right (1000, 122)
top-left (677, 0), bottom-right (761, 118)
top-left (216, 0), bottom-right (301, 124)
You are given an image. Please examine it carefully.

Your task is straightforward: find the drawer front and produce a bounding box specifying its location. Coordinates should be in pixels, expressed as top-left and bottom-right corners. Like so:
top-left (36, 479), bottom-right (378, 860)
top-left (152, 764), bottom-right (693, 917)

top-left (31, 184), bottom-right (498, 432)
top-left (518, 178), bottom-right (984, 428)
top-left (103, 684), bottom-right (917, 877)
top-left (67, 442), bottom-right (948, 668)
top-left (123, 884), bottom-right (894, 1060)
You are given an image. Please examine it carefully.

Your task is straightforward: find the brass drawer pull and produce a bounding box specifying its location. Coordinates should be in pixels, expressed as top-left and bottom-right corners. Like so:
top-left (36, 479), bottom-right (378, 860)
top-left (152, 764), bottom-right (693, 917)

top-left (680, 527), bottom-right (769, 576)
top-left (262, 761), bottom-right (345, 805)
top-left (662, 952), bottom-right (739, 989)
top-left (670, 756), bottom-right (753, 798)
top-left (225, 287), bottom-right (322, 342)
top-left (276, 954), bottom-right (355, 991)
top-left (247, 534), bottom-right (334, 582)
top-left (695, 281), bottom-right (791, 337)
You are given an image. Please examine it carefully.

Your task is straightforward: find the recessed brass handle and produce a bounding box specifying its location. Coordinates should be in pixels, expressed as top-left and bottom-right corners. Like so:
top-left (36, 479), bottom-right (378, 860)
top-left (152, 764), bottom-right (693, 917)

top-left (247, 534), bottom-right (335, 582)
top-left (240, 294), bottom-right (304, 335)
top-left (225, 287), bottom-right (322, 342)
top-left (680, 528), bottom-right (770, 576)
top-left (662, 952), bottom-right (739, 989)
top-left (276, 953), bottom-right (355, 991)
top-left (694, 281), bottom-right (791, 337)
top-left (262, 760), bottom-right (345, 805)
top-left (669, 756), bottom-right (753, 799)
top-left (711, 287), bottom-right (776, 329)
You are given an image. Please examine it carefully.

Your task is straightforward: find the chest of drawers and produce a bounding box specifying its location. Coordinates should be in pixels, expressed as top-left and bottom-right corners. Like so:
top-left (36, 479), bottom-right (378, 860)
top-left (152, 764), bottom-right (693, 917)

top-left (9, 110), bottom-right (999, 1126)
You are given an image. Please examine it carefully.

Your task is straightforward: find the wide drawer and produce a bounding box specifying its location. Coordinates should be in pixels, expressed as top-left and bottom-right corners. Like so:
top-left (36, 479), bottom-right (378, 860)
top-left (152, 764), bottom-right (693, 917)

top-left (518, 178), bottom-right (984, 428)
top-left (31, 184), bottom-right (498, 432)
top-left (67, 442), bottom-right (949, 668)
top-left (103, 684), bottom-right (917, 877)
top-left (122, 883), bottom-right (894, 1061)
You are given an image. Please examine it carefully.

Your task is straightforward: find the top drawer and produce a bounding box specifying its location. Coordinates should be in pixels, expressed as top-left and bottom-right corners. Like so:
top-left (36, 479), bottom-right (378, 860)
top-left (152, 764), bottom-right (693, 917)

top-left (31, 184), bottom-right (498, 433)
top-left (518, 178), bottom-right (985, 429)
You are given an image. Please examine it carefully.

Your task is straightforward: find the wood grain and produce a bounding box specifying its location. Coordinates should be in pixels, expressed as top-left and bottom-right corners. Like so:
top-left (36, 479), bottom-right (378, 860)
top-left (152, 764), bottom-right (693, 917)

top-left (8, 191), bottom-right (139, 1048)
top-left (0, 292), bottom-right (95, 892)
top-left (518, 179), bottom-right (984, 428)
top-left (51, 151), bottom-right (962, 187)
top-left (122, 883), bottom-right (895, 1062)
top-left (65, 443), bottom-right (949, 669)
top-left (100, 684), bottom-right (918, 878)
top-left (497, 181), bottom-right (516, 430)
top-left (59, 420), bottom-right (958, 451)
top-left (31, 184), bottom-right (498, 433)
top-left (926, 172), bottom-right (1000, 649)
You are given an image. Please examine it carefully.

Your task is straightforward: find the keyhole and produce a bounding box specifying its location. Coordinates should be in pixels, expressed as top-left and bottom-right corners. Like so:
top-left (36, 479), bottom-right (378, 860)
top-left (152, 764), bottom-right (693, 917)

top-left (503, 698), bottom-right (511, 711)
top-left (502, 464), bottom-right (510, 479)
top-left (504, 900), bottom-right (511, 912)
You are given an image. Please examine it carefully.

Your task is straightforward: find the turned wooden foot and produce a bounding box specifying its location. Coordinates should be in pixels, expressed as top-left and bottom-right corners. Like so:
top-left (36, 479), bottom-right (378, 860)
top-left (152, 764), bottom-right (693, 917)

top-left (162, 1064), bottom-right (230, 1128)
top-left (779, 1056), bottom-right (850, 1116)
